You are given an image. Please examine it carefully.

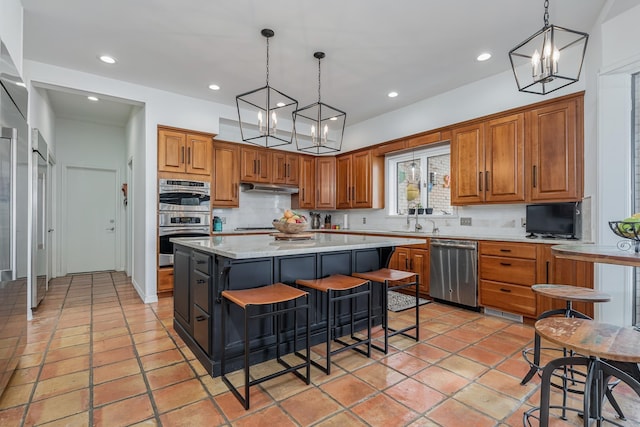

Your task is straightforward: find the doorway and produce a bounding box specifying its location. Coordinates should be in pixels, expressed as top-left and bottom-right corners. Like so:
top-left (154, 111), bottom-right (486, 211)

top-left (63, 166), bottom-right (118, 273)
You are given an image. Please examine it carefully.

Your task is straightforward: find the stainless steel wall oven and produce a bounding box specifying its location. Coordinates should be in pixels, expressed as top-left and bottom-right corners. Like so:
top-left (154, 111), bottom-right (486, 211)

top-left (159, 178), bottom-right (210, 212)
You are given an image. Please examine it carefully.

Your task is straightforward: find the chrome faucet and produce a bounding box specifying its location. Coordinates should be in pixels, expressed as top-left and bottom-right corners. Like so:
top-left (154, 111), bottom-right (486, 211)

top-left (425, 219), bottom-right (440, 235)
top-left (406, 210), bottom-right (423, 232)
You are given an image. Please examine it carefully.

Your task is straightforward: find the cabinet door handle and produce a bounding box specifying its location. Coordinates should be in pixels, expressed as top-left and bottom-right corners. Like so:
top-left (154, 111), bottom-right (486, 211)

top-left (479, 172), bottom-right (483, 192)
top-left (499, 288), bottom-right (512, 293)
top-left (485, 171), bottom-right (489, 191)
top-left (409, 259), bottom-right (413, 270)
top-left (181, 146), bottom-right (185, 164)
top-left (500, 262), bottom-right (512, 266)
top-left (196, 316), bottom-right (206, 322)
top-left (316, 189), bottom-right (319, 203)
top-left (187, 146), bottom-right (191, 165)
top-left (499, 249), bottom-right (512, 253)
top-left (302, 188), bottom-right (305, 200)
top-left (197, 279), bottom-right (206, 284)
top-left (234, 183), bottom-right (238, 197)
top-left (532, 165), bottom-right (537, 188)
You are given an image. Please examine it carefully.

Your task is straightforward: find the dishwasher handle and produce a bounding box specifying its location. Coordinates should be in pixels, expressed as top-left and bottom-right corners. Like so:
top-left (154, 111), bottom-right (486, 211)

top-left (431, 240), bottom-right (477, 250)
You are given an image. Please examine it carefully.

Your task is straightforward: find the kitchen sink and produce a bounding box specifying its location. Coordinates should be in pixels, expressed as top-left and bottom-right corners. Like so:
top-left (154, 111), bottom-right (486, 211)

top-left (389, 230), bottom-right (428, 234)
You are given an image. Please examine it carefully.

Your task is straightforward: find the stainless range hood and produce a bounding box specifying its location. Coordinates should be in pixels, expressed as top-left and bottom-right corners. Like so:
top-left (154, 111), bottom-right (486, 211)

top-left (240, 182), bottom-right (299, 194)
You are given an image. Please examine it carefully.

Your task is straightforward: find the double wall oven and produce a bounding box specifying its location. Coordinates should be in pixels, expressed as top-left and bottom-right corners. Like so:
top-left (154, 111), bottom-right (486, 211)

top-left (158, 179), bottom-right (210, 267)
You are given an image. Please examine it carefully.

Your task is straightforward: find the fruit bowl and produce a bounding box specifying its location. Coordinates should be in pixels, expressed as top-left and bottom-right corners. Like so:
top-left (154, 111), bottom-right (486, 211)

top-left (609, 221), bottom-right (640, 252)
top-left (272, 220), bottom-right (308, 234)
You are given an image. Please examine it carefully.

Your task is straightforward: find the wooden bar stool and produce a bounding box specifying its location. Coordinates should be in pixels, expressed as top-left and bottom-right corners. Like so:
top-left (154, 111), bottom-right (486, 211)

top-left (523, 317), bottom-right (640, 427)
top-left (521, 284), bottom-right (611, 386)
top-left (295, 274), bottom-right (371, 375)
top-left (220, 283), bottom-right (310, 410)
top-left (352, 268), bottom-right (420, 354)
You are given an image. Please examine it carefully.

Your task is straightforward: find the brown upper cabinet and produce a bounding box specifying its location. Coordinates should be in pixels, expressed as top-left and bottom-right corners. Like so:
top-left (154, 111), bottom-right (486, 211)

top-left (158, 128), bottom-right (213, 176)
top-left (526, 96), bottom-right (583, 202)
top-left (292, 155), bottom-right (316, 209)
top-left (271, 152), bottom-right (299, 186)
top-left (212, 141), bottom-right (240, 207)
top-left (451, 93), bottom-right (583, 205)
top-left (336, 150), bottom-right (384, 209)
top-left (240, 146), bottom-right (271, 183)
top-left (315, 156), bottom-right (336, 210)
top-left (451, 113), bottom-right (525, 205)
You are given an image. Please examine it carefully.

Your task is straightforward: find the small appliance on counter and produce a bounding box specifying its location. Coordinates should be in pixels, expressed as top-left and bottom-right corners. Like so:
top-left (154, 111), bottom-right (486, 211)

top-left (310, 212), bottom-right (321, 229)
top-left (213, 216), bottom-right (223, 232)
top-left (324, 214), bottom-right (331, 229)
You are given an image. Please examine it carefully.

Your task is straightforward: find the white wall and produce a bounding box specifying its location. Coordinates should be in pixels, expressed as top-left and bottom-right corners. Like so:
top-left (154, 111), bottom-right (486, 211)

top-left (54, 118), bottom-right (127, 276)
top-left (0, 0), bottom-right (23, 75)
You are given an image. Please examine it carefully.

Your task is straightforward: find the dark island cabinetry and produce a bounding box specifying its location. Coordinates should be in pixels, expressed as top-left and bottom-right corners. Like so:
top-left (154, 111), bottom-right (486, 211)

top-left (173, 242), bottom-right (392, 377)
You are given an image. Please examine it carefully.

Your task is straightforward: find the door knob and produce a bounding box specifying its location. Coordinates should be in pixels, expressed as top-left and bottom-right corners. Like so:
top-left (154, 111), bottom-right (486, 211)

top-left (48, 228), bottom-right (54, 232)
top-left (106, 227), bottom-right (115, 231)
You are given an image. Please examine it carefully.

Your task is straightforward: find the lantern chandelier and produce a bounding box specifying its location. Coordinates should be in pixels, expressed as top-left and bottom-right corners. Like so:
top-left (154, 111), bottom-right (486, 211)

top-left (294, 52), bottom-right (346, 154)
top-left (508, 0), bottom-right (588, 95)
top-left (236, 29), bottom-right (298, 148)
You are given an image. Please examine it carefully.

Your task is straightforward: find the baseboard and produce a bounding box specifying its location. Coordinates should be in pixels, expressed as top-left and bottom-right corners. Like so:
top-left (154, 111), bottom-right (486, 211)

top-left (483, 307), bottom-right (523, 323)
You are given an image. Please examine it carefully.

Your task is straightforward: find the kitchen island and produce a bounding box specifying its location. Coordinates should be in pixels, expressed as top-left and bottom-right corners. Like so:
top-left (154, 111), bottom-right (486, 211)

top-left (171, 233), bottom-right (424, 376)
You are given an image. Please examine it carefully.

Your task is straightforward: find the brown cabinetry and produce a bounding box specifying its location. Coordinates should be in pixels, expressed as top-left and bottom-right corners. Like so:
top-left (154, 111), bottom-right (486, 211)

top-left (315, 156), bottom-right (336, 210)
top-left (240, 146), bottom-right (270, 183)
top-left (526, 96), bottom-right (583, 201)
top-left (158, 128), bottom-right (213, 176)
top-left (388, 242), bottom-right (430, 297)
top-left (451, 113), bottom-right (525, 205)
top-left (212, 141), bottom-right (239, 207)
top-left (535, 244), bottom-right (594, 318)
top-left (479, 241), bottom-right (537, 317)
top-left (272, 152), bottom-right (299, 186)
top-left (292, 155), bottom-right (315, 209)
top-left (336, 149), bottom-right (384, 209)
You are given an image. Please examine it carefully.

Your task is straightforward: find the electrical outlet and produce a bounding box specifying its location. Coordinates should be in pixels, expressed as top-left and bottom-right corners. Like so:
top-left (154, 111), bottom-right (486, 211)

top-left (521, 217), bottom-right (526, 228)
top-left (460, 217), bottom-right (472, 226)
top-left (220, 217), bottom-right (226, 224)
top-left (362, 217), bottom-right (367, 224)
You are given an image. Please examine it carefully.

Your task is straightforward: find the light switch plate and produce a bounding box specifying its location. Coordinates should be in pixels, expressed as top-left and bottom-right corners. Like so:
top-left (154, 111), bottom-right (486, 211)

top-left (460, 217), bottom-right (472, 226)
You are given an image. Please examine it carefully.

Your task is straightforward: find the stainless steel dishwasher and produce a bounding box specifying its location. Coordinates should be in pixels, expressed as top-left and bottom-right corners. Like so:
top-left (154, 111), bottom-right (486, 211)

top-left (429, 239), bottom-right (478, 308)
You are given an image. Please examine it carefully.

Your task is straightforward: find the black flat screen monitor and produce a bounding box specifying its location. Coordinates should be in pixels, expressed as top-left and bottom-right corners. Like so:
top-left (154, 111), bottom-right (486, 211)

top-left (526, 202), bottom-right (577, 238)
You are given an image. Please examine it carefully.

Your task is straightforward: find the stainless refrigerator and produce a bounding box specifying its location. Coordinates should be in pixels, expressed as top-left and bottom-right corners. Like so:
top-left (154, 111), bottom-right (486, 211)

top-left (0, 39), bottom-right (29, 396)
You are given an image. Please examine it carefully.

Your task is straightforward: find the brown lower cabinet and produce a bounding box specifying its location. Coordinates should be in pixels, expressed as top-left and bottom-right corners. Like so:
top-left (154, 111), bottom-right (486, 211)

top-left (157, 267), bottom-right (175, 294)
top-left (388, 242), bottom-right (430, 298)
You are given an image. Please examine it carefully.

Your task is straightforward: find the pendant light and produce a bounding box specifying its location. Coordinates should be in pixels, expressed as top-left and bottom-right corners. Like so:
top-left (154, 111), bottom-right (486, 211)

top-left (236, 29), bottom-right (298, 148)
top-left (294, 52), bottom-right (346, 154)
top-left (508, 0), bottom-right (588, 95)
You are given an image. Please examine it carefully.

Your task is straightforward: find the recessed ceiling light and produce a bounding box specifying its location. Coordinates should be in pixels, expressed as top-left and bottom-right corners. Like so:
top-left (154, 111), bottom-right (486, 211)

top-left (99, 55), bottom-right (117, 64)
top-left (87, 96), bottom-right (99, 102)
top-left (208, 84), bottom-right (220, 91)
top-left (276, 102), bottom-right (285, 107)
top-left (388, 91), bottom-right (398, 98)
top-left (477, 52), bottom-right (492, 62)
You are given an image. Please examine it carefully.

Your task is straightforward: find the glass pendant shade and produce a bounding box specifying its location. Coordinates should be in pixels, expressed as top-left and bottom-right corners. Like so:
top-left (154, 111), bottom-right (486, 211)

top-left (236, 29), bottom-right (298, 148)
top-left (408, 161), bottom-right (421, 184)
top-left (509, 1), bottom-right (588, 95)
top-left (294, 52), bottom-right (346, 154)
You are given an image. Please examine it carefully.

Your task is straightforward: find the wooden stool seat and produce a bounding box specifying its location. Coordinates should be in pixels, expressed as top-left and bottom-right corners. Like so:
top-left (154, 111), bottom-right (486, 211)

top-left (295, 274), bottom-right (372, 375)
top-left (353, 268), bottom-right (416, 283)
top-left (526, 317), bottom-right (640, 426)
top-left (222, 283), bottom-right (308, 308)
top-left (296, 274), bottom-right (368, 292)
top-left (532, 284), bottom-right (611, 304)
top-left (353, 268), bottom-right (420, 354)
top-left (221, 283), bottom-right (310, 409)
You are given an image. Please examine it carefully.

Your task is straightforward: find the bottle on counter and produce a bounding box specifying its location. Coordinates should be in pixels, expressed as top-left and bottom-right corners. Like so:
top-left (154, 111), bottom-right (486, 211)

top-left (213, 216), bottom-right (222, 232)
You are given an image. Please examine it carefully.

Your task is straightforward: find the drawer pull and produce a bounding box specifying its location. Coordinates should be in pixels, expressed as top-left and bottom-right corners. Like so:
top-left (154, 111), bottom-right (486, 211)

top-left (196, 316), bottom-right (207, 322)
top-left (500, 262), bottom-right (512, 266)
top-left (197, 279), bottom-right (206, 284)
top-left (499, 249), bottom-right (512, 252)
top-left (196, 260), bottom-right (206, 265)
top-left (499, 288), bottom-right (512, 293)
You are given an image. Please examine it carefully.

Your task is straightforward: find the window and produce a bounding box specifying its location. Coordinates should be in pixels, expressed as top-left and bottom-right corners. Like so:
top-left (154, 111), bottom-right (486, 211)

top-left (386, 144), bottom-right (453, 215)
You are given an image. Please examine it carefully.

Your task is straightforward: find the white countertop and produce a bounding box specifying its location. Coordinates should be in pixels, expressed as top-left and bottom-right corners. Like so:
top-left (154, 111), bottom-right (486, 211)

top-left (212, 229), bottom-right (587, 245)
top-left (172, 233), bottom-right (425, 259)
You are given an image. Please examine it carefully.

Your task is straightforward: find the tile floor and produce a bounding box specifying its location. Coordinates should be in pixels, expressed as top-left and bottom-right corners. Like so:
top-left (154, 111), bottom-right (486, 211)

top-left (0, 272), bottom-right (638, 426)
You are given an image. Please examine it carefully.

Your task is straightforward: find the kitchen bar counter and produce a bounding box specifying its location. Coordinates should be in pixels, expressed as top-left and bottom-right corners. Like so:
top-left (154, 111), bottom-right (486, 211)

top-left (552, 244), bottom-right (640, 267)
top-left (171, 233), bottom-right (421, 376)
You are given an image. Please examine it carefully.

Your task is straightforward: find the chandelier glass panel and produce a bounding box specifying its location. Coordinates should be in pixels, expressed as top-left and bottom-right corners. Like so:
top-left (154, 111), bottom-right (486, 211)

top-left (508, 0), bottom-right (588, 95)
top-left (236, 29), bottom-right (298, 148)
top-left (294, 52), bottom-right (346, 154)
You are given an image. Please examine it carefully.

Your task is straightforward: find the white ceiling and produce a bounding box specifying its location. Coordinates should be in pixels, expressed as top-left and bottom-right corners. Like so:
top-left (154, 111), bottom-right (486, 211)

top-left (22, 0), bottom-right (609, 128)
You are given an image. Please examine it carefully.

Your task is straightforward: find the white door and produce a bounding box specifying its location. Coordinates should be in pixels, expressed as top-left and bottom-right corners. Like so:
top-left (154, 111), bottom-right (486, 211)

top-left (65, 166), bottom-right (117, 273)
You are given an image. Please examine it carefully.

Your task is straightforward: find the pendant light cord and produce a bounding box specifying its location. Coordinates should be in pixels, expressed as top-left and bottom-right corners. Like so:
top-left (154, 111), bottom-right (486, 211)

top-left (317, 55), bottom-right (322, 104)
top-left (265, 36), bottom-right (270, 86)
top-left (543, 0), bottom-right (549, 28)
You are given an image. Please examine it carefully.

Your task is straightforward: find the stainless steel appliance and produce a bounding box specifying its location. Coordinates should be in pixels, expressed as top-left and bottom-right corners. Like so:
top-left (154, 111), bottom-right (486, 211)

top-left (0, 38), bottom-right (29, 397)
top-left (158, 211), bottom-right (210, 267)
top-left (159, 178), bottom-right (210, 212)
top-left (31, 129), bottom-right (49, 308)
top-left (429, 239), bottom-right (478, 308)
